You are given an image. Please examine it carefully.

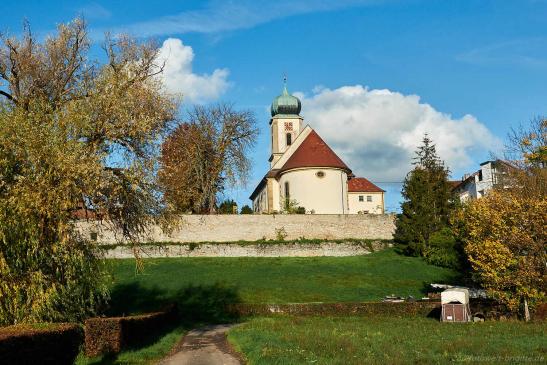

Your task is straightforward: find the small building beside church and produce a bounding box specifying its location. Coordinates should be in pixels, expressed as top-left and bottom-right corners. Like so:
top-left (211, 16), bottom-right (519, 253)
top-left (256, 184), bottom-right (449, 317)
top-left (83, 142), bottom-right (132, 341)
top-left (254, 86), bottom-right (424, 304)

top-left (249, 83), bottom-right (385, 214)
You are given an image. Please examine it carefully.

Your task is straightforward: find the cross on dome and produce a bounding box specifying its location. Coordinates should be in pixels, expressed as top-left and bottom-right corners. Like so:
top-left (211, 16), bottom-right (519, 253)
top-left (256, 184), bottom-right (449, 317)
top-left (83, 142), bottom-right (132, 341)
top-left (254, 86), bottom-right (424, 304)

top-left (271, 76), bottom-right (301, 117)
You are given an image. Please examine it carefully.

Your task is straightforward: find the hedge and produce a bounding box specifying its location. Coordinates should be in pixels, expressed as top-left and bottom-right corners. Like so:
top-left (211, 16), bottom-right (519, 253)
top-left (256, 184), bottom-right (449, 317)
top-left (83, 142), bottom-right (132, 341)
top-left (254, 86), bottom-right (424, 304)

top-left (535, 303), bottom-right (546, 321)
top-left (0, 323), bottom-right (82, 365)
top-left (228, 300), bottom-right (529, 320)
top-left (84, 305), bottom-right (177, 357)
top-left (228, 301), bottom-right (441, 317)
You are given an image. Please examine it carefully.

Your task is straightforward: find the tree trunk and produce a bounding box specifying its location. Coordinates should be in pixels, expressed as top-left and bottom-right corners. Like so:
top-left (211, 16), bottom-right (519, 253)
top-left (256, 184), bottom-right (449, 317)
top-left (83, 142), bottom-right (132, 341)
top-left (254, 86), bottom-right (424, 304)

top-left (524, 298), bottom-right (530, 322)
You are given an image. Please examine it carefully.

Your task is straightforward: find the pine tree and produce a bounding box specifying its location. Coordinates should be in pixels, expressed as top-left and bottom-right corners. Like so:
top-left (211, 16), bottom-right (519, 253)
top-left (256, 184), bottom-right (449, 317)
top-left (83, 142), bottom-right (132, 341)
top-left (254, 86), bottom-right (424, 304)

top-left (395, 135), bottom-right (456, 256)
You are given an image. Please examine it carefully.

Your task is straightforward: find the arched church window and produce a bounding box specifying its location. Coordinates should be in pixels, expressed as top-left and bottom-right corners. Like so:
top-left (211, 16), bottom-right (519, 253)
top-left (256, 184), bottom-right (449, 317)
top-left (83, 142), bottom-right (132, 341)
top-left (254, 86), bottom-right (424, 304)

top-left (286, 133), bottom-right (292, 146)
top-left (285, 181), bottom-right (290, 198)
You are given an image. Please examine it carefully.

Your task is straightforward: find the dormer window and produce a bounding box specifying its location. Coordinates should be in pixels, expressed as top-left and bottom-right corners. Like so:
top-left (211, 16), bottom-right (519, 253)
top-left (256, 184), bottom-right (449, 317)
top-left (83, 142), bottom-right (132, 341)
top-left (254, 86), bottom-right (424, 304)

top-left (286, 133), bottom-right (292, 146)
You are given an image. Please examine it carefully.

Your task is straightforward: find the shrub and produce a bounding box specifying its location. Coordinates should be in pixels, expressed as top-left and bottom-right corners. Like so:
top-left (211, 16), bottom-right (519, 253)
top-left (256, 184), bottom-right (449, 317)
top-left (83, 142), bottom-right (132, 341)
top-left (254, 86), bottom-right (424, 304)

top-left (282, 198), bottom-right (306, 214)
top-left (0, 234), bottom-right (110, 325)
top-left (84, 306), bottom-right (177, 357)
top-left (275, 227), bottom-right (288, 241)
top-left (217, 199), bottom-right (238, 214)
top-left (423, 228), bottom-right (463, 269)
top-left (0, 323), bottom-right (83, 365)
top-left (240, 205), bottom-right (253, 214)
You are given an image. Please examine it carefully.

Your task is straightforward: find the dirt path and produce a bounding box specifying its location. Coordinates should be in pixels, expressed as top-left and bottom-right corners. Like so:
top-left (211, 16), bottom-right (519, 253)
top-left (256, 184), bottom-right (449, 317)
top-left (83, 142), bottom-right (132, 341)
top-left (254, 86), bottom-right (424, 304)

top-left (158, 324), bottom-right (244, 365)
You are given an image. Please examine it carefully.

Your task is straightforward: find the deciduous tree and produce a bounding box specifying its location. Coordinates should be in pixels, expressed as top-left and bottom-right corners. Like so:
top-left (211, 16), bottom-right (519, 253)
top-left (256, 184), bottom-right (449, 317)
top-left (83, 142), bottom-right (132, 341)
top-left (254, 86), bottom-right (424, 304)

top-left (457, 191), bottom-right (545, 317)
top-left (457, 117), bottom-right (546, 318)
top-left (0, 19), bottom-right (177, 324)
top-left (158, 104), bottom-right (258, 213)
top-left (217, 199), bottom-right (237, 214)
top-left (240, 205), bottom-right (253, 214)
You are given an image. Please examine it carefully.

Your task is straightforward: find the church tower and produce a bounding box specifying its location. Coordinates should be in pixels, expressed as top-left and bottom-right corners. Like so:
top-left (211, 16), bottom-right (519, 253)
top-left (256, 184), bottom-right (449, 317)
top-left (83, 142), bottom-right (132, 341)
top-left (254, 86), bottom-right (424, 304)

top-left (269, 79), bottom-right (303, 167)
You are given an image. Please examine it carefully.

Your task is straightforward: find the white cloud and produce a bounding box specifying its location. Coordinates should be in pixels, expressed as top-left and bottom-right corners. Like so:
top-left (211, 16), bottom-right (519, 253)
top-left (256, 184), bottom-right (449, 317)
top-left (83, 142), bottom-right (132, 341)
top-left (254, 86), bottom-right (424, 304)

top-left (295, 85), bottom-right (500, 181)
top-left (457, 38), bottom-right (547, 69)
top-left (108, 0), bottom-right (377, 38)
top-left (79, 2), bottom-right (111, 20)
top-left (157, 38), bottom-right (229, 103)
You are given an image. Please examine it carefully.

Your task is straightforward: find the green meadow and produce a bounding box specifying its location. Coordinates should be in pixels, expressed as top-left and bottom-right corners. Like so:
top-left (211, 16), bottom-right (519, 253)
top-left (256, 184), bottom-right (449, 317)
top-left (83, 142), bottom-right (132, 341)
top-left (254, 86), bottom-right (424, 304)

top-left (106, 248), bottom-right (457, 314)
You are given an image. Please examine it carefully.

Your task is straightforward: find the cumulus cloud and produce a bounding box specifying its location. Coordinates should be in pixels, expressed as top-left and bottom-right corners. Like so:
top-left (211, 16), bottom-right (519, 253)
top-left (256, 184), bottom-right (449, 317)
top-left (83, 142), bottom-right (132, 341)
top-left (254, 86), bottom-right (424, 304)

top-left (295, 85), bottom-right (500, 181)
top-left (156, 38), bottom-right (229, 103)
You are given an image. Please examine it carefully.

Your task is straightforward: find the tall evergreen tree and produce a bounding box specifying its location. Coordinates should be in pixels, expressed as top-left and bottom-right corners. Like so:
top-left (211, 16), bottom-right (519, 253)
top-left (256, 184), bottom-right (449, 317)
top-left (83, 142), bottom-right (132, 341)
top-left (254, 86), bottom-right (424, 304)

top-left (395, 135), bottom-right (456, 256)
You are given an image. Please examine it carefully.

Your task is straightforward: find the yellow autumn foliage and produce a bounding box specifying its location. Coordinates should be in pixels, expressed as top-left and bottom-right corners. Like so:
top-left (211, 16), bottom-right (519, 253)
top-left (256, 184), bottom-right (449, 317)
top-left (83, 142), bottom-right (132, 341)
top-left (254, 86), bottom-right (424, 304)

top-left (0, 19), bottom-right (177, 324)
top-left (457, 191), bottom-right (546, 312)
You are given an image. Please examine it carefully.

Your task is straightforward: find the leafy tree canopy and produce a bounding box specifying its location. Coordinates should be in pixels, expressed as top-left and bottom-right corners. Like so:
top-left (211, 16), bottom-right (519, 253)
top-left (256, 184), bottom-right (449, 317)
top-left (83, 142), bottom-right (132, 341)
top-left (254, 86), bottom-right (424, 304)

top-left (0, 19), bottom-right (177, 324)
top-left (394, 135), bottom-right (458, 263)
top-left (240, 204), bottom-right (253, 214)
top-left (457, 117), bottom-right (546, 317)
top-left (217, 199), bottom-right (238, 214)
top-left (158, 104), bottom-right (258, 214)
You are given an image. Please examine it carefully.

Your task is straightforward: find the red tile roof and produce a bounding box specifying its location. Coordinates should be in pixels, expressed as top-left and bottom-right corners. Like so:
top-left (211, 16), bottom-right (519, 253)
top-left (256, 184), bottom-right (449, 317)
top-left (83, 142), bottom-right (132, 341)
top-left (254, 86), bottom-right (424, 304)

top-left (280, 130), bottom-right (351, 173)
top-left (348, 177), bottom-right (384, 193)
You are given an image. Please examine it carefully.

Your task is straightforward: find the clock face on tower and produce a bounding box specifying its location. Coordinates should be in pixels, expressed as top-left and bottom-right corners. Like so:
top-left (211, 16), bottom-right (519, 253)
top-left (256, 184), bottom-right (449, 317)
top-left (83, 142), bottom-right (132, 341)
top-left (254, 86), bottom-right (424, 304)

top-left (284, 122), bottom-right (293, 131)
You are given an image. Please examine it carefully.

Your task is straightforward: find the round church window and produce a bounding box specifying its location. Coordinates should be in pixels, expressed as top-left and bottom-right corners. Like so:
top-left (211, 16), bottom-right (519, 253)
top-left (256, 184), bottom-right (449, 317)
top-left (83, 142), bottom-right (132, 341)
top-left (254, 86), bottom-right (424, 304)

top-left (316, 171), bottom-right (325, 178)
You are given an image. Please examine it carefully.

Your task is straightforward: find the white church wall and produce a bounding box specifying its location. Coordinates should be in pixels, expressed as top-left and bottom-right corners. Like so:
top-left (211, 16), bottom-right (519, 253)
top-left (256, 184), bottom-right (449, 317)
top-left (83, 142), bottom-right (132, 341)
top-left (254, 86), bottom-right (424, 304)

top-left (347, 192), bottom-right (384, 214)
top-left (278, 167), bottom-right (349, 214)
top-left (271, 178), bottom-right (280, 212)
top-left (252, 185), bottom-right (268, 213)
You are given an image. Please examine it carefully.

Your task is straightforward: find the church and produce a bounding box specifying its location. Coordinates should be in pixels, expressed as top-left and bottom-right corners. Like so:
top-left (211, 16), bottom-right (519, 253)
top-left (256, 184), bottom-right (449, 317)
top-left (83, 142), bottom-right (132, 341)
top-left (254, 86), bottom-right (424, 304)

top-left (250, 82), bottom-right (385, 214)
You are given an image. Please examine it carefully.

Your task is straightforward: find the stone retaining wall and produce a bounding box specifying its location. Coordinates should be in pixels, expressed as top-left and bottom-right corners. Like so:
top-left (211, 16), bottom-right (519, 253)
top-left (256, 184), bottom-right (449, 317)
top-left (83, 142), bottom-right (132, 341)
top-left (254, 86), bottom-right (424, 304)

top-left (79, 214), bottom-right (396, 244)
top-left (102, 241), bottom-right (390, 259)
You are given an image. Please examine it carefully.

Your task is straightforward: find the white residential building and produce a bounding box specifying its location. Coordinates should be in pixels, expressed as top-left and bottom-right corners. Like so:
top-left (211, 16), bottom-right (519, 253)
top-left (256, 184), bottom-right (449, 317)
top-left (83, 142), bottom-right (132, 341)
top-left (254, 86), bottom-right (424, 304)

top-left (453, 160), bottom-right (513, 201)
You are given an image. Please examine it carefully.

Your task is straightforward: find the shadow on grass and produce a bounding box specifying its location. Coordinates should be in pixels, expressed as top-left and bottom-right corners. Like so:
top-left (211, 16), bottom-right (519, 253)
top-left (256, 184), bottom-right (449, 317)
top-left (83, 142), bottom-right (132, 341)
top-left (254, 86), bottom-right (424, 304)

top-left (82, 283), bottom-right (241, 365)
top-left (107, 281), bottom-right (241, 324)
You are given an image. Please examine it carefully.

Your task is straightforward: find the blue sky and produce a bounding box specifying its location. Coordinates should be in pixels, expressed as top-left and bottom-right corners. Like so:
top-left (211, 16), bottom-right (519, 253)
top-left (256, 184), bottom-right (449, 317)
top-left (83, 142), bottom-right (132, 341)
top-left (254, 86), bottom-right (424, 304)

top-left (2, 0), bottom-right (547, 212)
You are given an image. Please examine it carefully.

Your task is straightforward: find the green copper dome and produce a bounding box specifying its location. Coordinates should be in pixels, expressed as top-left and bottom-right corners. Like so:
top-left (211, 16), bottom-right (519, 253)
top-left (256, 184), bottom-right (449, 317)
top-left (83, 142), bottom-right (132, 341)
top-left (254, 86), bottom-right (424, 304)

top-left (271, 83), bottom-right (301, 117)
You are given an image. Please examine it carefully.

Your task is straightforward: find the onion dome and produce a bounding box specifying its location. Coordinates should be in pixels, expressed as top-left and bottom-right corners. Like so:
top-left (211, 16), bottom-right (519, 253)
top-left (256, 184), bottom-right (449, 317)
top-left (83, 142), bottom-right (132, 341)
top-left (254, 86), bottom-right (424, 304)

top-left (271, 80), bottom-right (301, 117)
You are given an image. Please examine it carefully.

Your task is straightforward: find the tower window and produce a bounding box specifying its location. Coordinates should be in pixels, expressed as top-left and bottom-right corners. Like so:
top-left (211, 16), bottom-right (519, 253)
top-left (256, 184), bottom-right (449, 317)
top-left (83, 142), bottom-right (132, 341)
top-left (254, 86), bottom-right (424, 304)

top-left (286, 133), bottom-right (292, 146)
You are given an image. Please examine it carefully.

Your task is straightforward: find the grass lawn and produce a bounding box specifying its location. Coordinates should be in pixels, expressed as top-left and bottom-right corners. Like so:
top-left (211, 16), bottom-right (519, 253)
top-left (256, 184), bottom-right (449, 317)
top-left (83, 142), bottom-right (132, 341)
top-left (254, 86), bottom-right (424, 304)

top-left (228, 316), bottom-right (547, 365)
top-left (106, 249), bottom-right (458, 314)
